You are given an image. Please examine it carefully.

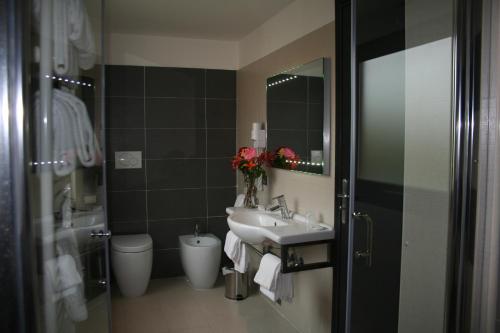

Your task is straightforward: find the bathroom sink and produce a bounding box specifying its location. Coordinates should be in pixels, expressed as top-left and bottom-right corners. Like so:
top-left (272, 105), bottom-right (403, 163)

top-left (226, 207), bottom-right (334, 245)
top-left (71, 206), bottom-right (106, 246)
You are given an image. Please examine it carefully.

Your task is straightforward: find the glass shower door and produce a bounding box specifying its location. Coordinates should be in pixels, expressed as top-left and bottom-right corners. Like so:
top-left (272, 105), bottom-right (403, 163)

top-left (28, 0), bottom-right (110, 332)
top-left (346, 0), bottom-right (455, 332)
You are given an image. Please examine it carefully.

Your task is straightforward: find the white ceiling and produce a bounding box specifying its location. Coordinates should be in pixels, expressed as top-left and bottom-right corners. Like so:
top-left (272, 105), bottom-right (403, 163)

top-left (106, 0), bottom-right (295, 41)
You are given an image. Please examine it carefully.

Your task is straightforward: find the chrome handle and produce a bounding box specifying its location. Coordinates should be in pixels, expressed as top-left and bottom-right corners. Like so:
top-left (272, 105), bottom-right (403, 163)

top-left (97, 279), bottom-right (107, 288)
top-left (90, 230), bottom-right (112, 239)
top-left (353, 211), bottom-right (374, 267)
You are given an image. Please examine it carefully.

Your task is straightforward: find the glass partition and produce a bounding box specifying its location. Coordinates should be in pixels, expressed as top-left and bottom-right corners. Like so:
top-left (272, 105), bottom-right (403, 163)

top-left (28, 0), bottom-right (110, 332)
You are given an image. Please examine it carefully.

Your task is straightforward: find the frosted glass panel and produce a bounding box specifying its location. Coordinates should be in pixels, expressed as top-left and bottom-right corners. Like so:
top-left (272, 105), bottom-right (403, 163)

top-left (358, 51), bottom-right (405, 185)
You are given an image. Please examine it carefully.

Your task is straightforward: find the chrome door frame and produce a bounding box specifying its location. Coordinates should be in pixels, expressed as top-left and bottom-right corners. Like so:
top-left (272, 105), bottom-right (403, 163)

top-left (0, 0), bottom-right (38, 332)
top-left (332, 0), bottom-right (485, 332)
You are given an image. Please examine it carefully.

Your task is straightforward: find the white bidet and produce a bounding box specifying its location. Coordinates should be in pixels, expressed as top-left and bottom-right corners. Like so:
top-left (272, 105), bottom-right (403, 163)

top-left (179, 234), bottom-right (221, 289)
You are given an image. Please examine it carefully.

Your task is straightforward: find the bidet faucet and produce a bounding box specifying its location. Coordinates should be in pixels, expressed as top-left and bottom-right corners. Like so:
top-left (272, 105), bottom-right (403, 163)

top-left (194, 224), bottom-right (200, 237)
top-left (270, 195), bottom-right (292, 220)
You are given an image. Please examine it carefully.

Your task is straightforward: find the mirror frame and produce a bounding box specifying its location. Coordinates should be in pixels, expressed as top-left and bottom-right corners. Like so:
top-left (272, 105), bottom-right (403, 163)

top-left (266, 57), bottom-right (331, 176)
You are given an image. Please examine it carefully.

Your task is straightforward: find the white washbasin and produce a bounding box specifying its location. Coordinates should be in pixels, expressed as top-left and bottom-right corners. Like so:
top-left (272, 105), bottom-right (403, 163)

top-left (226, 207), bottom-right (334, 245)
top-left (71, 206), bottom-right (106, 246)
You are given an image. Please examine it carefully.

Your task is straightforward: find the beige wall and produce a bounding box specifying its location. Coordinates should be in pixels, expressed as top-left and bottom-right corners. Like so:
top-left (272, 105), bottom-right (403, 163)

top-left (105, 0), bottom-right (334, 70)
top-left (237, 22), bottom-right (335, 333)
top-left (238, 0), bottom-right (334, 68)
top-left (106, 33), bottom-right (239, 69)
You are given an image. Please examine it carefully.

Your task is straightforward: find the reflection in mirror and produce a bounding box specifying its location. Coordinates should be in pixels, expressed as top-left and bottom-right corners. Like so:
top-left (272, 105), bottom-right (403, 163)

top-left (266, 58), bottom-right (330, 175)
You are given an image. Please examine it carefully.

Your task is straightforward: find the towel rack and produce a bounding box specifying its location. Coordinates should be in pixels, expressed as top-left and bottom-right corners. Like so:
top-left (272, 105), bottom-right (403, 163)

top-left (247, 239), bottom-right (334, 273)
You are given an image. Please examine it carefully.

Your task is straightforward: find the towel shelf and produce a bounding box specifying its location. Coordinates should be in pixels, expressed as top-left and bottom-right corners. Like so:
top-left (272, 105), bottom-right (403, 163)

top-left (248, 239), bottom-right (334, 273)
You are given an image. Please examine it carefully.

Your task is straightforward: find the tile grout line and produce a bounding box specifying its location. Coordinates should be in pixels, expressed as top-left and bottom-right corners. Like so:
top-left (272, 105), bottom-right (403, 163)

top-left (143, 66), bottom-right (150, 234)
top-left (204, 69), bottom-right (209, 233)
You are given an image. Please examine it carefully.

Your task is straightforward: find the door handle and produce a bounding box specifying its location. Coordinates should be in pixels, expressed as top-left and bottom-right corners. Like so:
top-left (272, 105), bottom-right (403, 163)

top-left (90, 230), bottom-right (112, 239)
top-left (353, 212), bottom-right (373, 267)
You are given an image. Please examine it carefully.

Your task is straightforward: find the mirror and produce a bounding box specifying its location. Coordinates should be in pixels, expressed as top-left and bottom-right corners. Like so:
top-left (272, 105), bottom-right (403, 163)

top-left (266, 58), bottom-right (331, 175)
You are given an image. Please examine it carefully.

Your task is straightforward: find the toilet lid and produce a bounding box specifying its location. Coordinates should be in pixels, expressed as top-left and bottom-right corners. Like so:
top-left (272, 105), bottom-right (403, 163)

top-left (112, 234), bottom-right (153, 253)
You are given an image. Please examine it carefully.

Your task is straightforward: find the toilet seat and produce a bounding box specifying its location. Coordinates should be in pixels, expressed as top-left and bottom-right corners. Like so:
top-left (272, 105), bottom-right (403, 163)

top-left (112, 234), bottom-right (152, 253)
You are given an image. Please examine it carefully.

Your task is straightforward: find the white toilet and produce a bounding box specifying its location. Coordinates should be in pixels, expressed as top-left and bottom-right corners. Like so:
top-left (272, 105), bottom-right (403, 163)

top-left (179, 233), bottom-right (221, 289)
top-left (111, 234), bottom-right (153, 297)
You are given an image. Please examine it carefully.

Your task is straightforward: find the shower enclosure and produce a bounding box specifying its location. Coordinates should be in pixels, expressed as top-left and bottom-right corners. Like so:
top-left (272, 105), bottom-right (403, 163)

top-left (0, 0), bottom-right (110, 332)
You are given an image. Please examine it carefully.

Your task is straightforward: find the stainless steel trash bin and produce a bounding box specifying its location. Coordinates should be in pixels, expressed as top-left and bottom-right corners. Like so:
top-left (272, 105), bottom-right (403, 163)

top-left (223, 267), bottom-right (248, 300)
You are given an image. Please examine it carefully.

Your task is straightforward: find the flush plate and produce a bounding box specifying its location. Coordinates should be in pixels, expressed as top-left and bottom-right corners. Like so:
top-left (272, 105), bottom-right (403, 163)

top-left (115, 151), bottom-right (142, 169)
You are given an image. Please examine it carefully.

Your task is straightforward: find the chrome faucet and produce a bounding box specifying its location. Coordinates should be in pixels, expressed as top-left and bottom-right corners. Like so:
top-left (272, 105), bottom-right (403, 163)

top-left (270, 195), bottom-right (292, 220)
top-left (194, 224), bottom-right (200, 238)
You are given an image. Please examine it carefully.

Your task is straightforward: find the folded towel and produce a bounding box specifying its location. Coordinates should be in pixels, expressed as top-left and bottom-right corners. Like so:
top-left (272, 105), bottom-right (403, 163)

top-left (224, 230), bottom-right (240, 261)
top-left (234, 242), bottom-right (248, 273)
top-left (57, 255), bottom-right (82, 290)
top-left (45, 254), bottom-right (88, 321)
top-left (224, 231), bottom-right (249, 273)
top-left (254, 253), bottom-right (294, 303)
top-left (259, 286), bottom-right (278, 302)
top-left (254, 253), bottom-right (281, 290)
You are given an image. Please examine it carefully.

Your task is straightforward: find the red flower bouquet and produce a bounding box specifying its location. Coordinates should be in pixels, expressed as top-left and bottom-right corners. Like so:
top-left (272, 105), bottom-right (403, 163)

top-left (232, 147), bottom-right (269, 208)
top-left (271, 146), bottom-right (300, 170)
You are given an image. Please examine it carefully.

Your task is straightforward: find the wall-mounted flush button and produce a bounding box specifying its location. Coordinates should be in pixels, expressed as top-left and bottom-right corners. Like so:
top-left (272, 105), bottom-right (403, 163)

top-left (115, 151), bottom-right (142, 169)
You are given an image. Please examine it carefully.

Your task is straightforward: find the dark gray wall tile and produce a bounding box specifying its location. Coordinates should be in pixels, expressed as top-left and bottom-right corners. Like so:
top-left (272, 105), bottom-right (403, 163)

top-left (207, 187), bottom-right (236, 217)
top-left (147, 159), bottom-right (205, 190)
top-left (206, 99), bottom-right (236, 128)
top-left (207, 158), bottom-right (235, 187)
top-left (267, 75), bottom-right (307, 102)
top-left (106, 65), bottom-right (144, 97)
top-left (145, 67), bottom-right (204, 98)
top-left (309, 102), bottom-right (324, 130)
top-left (148, 189), bottom-right (206, 220)
top-left (207, 129), bottom-right (235, 158)
top-left (111, 221), bottom-right (147, 235)
top-left (267, 101), bottom-right (307, 130)
top-left (308, 130), bottom-right (324, 151)
top-left (149, 218), bottom-right (206, 250)
top-left (106, 65), bottom-right (237, 279)
top-left (308, 77), bottom-right (324, 103)
top-left (108, 191), bottom-right (147, 222)
top-left (206, 70), bottom-right (236, 99)
top-left (267, 129), bottom-right (307, 158)
top-left (106, 128), bottom-right (145, 159)
top-left (151, 249), bottom-right (183, 279)
top-left (106, 97), bottom-right (144, 128)
top-left (146, 129), bottom-right (206, 159)
top-left (145, 98), bottom-right (205, 129)
top-left (107, 161), bottom-right (146, 191)
top-left (207, 217), bottom-right (231, 267)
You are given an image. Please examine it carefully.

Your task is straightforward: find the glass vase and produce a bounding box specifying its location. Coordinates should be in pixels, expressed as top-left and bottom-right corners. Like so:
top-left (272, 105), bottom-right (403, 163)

top-left (243, 174), bottom-right (258, 208)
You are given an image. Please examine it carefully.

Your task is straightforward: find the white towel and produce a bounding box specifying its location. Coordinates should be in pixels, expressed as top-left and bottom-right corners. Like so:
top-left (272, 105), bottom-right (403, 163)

top-left (254, 253), bottom-right (294, 303)
top-left (45, 254), bottom-right (88, 322)
top-left (259, 286), bottom-right (278, 302)
top-left (254, 253), bottom-right (281, 290)
top-left (35, 89), bottom-right (99, 176)
top-left (224, 231), bottom-right (249, 273)
top-left (234, 242), bottom-right (249, 273)
top-left (33, 0), bottom-right (96, 75)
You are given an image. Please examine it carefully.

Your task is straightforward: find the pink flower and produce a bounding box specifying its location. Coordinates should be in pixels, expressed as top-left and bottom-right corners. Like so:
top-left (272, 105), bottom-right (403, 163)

top-left (277, 147), bottom-right (297, 159)
top-left (282, 147), bottom-right (296, 159)
top-left (239, 147), bottom-right (257, 160)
